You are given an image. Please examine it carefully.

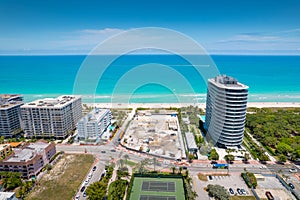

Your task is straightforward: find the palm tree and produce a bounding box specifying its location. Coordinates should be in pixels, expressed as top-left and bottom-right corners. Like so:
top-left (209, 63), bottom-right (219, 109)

top-left (117, 159), bottom-right (124, 168)
top-left (185, 170), bottom-right (189, 177)
top-left (137, 159), bottom-right (149, 174)
top-left (152, 157), bottom-right (157, 171)
top-left (171, 166), bottom-right (176, 174)
top-left (179, 166), bottom-right (183, 174)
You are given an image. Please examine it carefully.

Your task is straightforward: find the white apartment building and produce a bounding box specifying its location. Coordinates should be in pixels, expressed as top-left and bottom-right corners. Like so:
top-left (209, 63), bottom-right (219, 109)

top-left (21, 95), bottom-right (82, 139)
top-left (77, 108), bottom-right (111, 141)
top-left (0, 94), bottom-right (24, 137)
top-left (205, 75), bottom-right (248, 147)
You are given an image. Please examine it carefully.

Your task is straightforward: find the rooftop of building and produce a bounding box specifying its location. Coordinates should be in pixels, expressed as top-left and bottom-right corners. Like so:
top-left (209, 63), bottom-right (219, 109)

top-left (0, 94), bottom-right (23, 109)
top-left (8, 142), bottom-right (23, 148)
top-left (0, 192), bottom-right (15, 200)
top-left (209, 75), bottom-right (249, 89)
top-left (79, 108), bottom-right (111, 123)
top-left (4, 140), bottom-right (51, 163)
top-left (0, 94), bottom-right (22, 101)
top-left (185, 132), bottom-right (198, 149)
top-left (0, 144), bottom-right (11, 151)
top-left (21, 95), bottom-right (81, 109)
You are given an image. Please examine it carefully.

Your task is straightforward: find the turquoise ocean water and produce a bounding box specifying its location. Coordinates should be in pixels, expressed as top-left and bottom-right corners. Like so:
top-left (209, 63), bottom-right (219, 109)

top-left (0, 55), bottom-right (299, 103)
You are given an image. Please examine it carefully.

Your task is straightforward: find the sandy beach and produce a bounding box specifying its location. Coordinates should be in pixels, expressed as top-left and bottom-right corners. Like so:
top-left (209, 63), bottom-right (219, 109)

top-left (84, 102), bottom-right (300, 109)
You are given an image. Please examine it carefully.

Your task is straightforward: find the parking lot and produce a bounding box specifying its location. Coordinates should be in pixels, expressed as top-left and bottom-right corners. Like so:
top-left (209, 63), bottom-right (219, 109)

top-left (75, 161), bottom-right (106, 200)
top-left (200, 173), bottom-right (251, 196)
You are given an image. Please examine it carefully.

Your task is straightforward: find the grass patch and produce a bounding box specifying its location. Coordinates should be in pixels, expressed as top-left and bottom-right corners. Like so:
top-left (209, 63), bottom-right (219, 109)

top-left (230, 196), bottom-right (256, 200)
top-left (25, 154), bottom-right (94, 200)
top-left (126, 160), bottom-right (137, 167)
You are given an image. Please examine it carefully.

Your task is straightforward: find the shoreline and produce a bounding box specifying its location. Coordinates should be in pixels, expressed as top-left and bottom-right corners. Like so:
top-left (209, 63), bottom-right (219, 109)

top-left (84, 102), bottom-right (300, 109)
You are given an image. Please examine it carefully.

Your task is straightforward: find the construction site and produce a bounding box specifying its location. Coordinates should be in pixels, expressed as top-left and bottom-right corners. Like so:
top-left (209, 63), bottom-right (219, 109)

top-left (121, 110), bottom-right (186, 160)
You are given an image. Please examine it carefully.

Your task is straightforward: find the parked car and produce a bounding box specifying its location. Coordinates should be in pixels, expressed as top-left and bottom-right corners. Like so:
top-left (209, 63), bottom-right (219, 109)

top-left (110, 149), bottom-right (116, 152)
top-left (80, 186), bottom-right (86, 192)
top-left (83, 192), bottom-right (87, 197)
top-left (241, 188), bottom-right (246, 194)
top-left (289, 183), bottom-right (295, 189)
top-left (75, 195), bottom-right (80, 200)
top-left (265, 191), bottom-right (274, 200)
top-left (289, 168), bottom-right (297, 173)
top-left (208, 175), bottom-right (213, 181)
top-left (211, 161), bottom-right (218, 164)
top-left (92, 166), bottom-right (97, 171)
top-left (237, 188), bottom-right (242, 195)
top-left (229, 188), bottom-right (234, 195)
top-left (101, 150), bottom-right (106, 153)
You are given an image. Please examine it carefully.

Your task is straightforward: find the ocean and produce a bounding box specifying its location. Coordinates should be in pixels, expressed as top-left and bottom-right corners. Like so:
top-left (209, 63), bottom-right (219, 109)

top-left (0, 55), bottom-right (300, 103)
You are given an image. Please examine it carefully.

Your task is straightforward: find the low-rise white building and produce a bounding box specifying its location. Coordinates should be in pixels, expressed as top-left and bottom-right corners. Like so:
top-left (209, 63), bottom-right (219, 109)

top-left (185, 132), bottom-right (198, 153)
top-left (77, 108), bottom-right (111, 141)
top-left (0, 192), bottom-right (17, 200)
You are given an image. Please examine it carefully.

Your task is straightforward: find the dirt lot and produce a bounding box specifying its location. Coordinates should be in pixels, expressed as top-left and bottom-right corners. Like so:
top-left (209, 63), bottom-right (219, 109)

top-left (123, 112), bottom-right (184, 159)
top-left (26, 154), bottom-right (94, 200)
top-left (255, 176), bottom-right (295, 200)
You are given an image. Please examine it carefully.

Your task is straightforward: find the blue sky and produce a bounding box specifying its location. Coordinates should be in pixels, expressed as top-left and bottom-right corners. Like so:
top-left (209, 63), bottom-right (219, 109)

top-left (1, 0), bottom-right (300, 55)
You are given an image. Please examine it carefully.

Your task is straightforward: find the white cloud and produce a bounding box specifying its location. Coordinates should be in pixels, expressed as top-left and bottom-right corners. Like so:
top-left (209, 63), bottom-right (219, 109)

top-left (80, 28), bottom-right (124, 35)
top-left (50, 28), bottom-right (127, 50)
top-left (205, 28), bottom-right (300, 54)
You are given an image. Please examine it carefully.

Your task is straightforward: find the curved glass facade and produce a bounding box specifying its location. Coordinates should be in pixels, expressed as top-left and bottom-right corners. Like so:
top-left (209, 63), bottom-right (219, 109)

top-left (205, 75), bottom-right (248, 147)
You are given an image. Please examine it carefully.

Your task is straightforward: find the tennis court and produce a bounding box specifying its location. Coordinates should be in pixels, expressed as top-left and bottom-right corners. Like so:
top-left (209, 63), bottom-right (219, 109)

top-left (142, 181), bottom-right (176, 192)
top-left (140, 195), bottom-right (176, 200)
top-left (129, 177), bottom-right (185, 200)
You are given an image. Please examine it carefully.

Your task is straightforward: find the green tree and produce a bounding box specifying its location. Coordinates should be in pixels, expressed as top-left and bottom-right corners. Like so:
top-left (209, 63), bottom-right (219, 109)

top-left (243, 153), bottom-right (250, 162)
top-left (276, 142), bottom-right (292, 155)
top-left (2, 172), bottom-right (22, 190)
top-left (259, 153), bottom-right (270, 162)
top-left (207, 184), bottom-right (230, 200)
top-left (123, 154), bottom-right (129, 165)
top-left (107, 179), bottom-right (128, 200)
top-left (86, 181), bottom-right (108, 200)
top-left (188, 153), bottom-right (194, 162)
top-left (117, 159), bottom-right (124, 168)
top-left (171, 166), bottom-right (176, 174)
top-left (152, 157), bottom-right (157, 172)
top-left (224, 154), bottom-right (234, 163)
top-left (278, 154), bottom-right (287, 163)
top-left (179, 166), bottom-right (183, 174)
top-left (209, 149), bottom-right (219, 160)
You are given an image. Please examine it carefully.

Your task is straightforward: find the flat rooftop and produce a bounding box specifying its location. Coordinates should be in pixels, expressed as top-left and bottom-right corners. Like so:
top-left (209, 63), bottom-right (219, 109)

top-left (0, 94), bottom-right (23, 109)
top-left (0, 192), bottom-right (15, 200)
top-left (80, 108), bottom-right (110, 123)
top-left (0, 94), bottom-right (22, 100)
top-left (21, 95), bottom-right (81, 109)
top-left (185, 132), bottom-right (198, 150)
top-left (0, 144), bottom-right (11, 151)
top-left (209, 75), bottom-right (249, 90)
top-left (5, 141), bottom-right (49, 162)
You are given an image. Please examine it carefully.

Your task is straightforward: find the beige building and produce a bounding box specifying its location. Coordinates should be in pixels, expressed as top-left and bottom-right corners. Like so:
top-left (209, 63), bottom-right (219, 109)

top-left (21, 95), bottom-right (82, 139)
top-left (0, 144), bottom-right (12, 160)
top-left (0, 140), bottom-right (56, 179)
